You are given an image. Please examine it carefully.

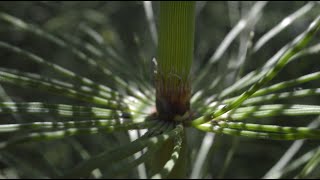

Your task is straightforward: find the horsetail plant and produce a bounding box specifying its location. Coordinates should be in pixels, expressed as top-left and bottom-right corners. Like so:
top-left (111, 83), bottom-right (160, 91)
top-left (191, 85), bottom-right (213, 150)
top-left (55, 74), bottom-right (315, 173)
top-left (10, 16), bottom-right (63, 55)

top-left (0, 1), bottom-right (320, 179)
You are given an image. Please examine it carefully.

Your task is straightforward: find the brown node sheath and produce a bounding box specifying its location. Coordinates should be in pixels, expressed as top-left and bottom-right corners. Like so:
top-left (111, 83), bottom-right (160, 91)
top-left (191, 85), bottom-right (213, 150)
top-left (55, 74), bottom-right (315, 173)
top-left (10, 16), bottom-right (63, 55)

top-left (155, 76), bottom-right (191, 121)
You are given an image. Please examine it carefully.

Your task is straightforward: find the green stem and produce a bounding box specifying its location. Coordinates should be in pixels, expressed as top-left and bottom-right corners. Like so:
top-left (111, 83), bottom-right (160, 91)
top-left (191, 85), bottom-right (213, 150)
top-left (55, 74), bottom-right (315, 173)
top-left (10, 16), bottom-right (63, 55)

top-left (156, 1), bottom-right (195, 121)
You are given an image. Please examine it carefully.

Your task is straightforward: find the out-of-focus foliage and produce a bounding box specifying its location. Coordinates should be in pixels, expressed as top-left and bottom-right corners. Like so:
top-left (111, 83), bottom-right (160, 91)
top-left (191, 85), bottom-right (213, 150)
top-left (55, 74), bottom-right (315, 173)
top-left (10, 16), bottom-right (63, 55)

top-left (0, 1), bottom-right (320, 179)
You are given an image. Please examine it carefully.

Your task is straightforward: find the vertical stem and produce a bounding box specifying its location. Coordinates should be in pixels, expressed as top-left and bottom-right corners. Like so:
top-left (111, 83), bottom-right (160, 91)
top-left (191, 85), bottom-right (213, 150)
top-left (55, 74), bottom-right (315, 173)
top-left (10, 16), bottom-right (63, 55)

top-left (149, 2), bottom-right (195, 177)
top-left (156, 1), bottom-right (196, 121)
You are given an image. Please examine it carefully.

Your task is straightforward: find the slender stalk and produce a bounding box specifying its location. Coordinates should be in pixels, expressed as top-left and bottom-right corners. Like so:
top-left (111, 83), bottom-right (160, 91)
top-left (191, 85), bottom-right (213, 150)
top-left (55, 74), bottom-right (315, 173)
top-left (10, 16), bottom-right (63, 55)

top-left (156, 1), bottom-right (195, 121)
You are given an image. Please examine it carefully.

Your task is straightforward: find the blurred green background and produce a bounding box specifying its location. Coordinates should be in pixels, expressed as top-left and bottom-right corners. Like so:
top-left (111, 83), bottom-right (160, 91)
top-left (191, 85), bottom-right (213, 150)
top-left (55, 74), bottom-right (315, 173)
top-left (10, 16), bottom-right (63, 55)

top-left (0, 1), bottom-right (320, 178)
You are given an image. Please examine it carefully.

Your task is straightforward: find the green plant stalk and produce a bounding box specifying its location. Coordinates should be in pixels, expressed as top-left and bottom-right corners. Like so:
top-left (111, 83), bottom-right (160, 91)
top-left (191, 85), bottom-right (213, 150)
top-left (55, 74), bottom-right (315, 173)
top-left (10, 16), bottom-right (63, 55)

top-left (150, 2), bottom-right (195, 178)
top-left (156, 1), bottom-right (195, 121)
top-left (147, 127), bottom-right (187, 179)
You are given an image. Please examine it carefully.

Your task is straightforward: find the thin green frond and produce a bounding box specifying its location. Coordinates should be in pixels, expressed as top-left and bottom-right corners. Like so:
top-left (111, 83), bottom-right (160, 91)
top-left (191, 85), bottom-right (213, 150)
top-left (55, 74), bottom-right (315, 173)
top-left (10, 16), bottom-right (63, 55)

top-left (263, 118), bottom-right (320, 179)
top-left (0, 41), bottom-right (117, 96)
top-left (217, 42), bottom-right (320, 100)
top-left (0, 102), bottom-right (134, 118)
top-left (104, 141), bottom-right (161, 178)
top-left (143, 1), bottom-right (158, 46)
top-left (60, 33), bottom-right (153, 94)
top-left (275, 148), bottom-right (319, 178)
top-left (224, 88), bottom-right (320, 106)
top-left (0, 12), bottom-right (150, 102)
top-left (252, 72), bottom-right (320, 97)
top-left (63, 124), bottom-right (182, 178)
top-left (215, 121), bottom-right (320, 137)
top-left (191, 15), bottom-right (320, 126)
top-left (0, 121), bottom-right (152, 150)
top-left (0, 67), bottom-right (120, 101)
top-left (150, 125), bottom-right (184, 179)
top-left (190, 133), bottom-right (215, 179)
top-left (217, 137), bottom-right (239, 178)
top-left (195, 43), bottom-right (320, 113)
top-left (253, 2), bottom-right (315, 52)
top-left (0, 70), bottom-right (126, 109)
top-left (66, 139), bottom-right (102, 178)
top-left (223, 104), bottom-right (320, 120)
top-left (296, 148), bottom-right (320, 178)
top-left (0, 119), bottom-right (139, 133)
top-left (193, 2), bottom-right (267, 90)
top-left (196, 123), bottom-right (320, 140)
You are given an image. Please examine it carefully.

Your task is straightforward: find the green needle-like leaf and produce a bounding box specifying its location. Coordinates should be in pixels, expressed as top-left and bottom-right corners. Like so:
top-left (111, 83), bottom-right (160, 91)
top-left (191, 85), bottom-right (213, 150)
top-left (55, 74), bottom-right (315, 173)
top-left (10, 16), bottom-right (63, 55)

top-left (0, 12), bottom-right (150, 102)
top-left (0, 70), bottom-right (127, 109)
top-left (0, 121), bottom-right (152, 150)
top-left (150, 125), bottom-right (183, 179)
top-left (191, 15), bottom-right (320, 126)
top-left (296, 148), bottom-right (320, 178)
top-left (224, 88), bottom-right (320, 106)
top-left (63, 124), bottom-right (182, 178)
top-left (196, 123), bottom-right (320, 140)
top-left (0, 41), bottom-right (117, 96)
